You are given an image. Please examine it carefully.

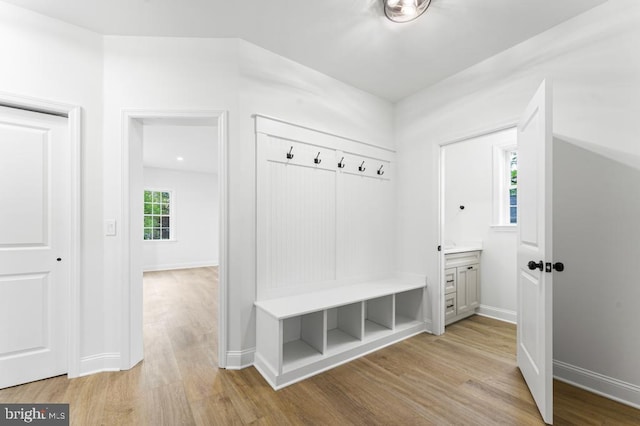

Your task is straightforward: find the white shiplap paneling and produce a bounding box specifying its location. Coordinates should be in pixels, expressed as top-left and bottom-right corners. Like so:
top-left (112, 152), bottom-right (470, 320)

top-left (256, 116), bottom-right (396, 300)
top-left (267, 161), bottom-right (336, 290)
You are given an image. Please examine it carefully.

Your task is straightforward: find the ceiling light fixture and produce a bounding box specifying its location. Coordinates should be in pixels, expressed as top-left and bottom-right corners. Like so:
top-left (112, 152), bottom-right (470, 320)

top-left (384, 0), bottom-right (431, 23)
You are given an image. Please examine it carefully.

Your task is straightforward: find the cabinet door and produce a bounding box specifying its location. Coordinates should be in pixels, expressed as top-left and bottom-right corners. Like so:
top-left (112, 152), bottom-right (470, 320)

top-left (466, 264), bottom-right (480, 309)
top-left (444, 268), bottom-right (456, 294)
top-left (457, 264), bottom-right (479, 313)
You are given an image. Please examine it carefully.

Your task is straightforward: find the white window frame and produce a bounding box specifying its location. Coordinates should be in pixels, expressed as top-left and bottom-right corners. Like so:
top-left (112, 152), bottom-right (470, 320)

top-left (143, 188), bottom-right (176, 242)
top-left (506, 149), bottom-right (518, 225)
top-left (491, 136), bottom-right (518, 230)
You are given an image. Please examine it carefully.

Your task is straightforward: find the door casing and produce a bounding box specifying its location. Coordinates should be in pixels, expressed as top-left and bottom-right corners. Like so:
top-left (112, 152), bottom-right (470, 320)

top-left (435, 121), bottom-right (518, 335)
top-left (121, 110), bottom-right (229, 369)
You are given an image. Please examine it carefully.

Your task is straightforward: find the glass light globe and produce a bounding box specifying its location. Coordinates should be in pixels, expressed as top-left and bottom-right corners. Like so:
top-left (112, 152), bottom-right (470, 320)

top-left (384, 0), bottom-right (431, 23)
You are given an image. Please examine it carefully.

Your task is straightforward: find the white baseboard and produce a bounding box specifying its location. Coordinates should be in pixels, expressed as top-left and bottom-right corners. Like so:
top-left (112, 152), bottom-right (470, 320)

top-left (424, 318), bottom-right (434, 334)
top-left (79, 353), bottom-right (121, 377)
top-left (476, 304), bottom-right (517, 324)
top-left (143, 261), bottom-right (218, 272)
top-left (554, 360), bottom-right (640, 410)
top-left (225, 348), bottom-right (255, 370)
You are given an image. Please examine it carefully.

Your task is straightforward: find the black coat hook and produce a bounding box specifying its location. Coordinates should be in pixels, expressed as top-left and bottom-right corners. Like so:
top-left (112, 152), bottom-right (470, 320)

top-left (314, 152), bottom-right (322, 164)
top-left (359, 161), bottom-right (366, 172)
top-left (377, 165), bottom-right (384, 176)
top-left (286, 146), bottom-right (294, 159)
top-left (338, 157), bottom-right (345, 168)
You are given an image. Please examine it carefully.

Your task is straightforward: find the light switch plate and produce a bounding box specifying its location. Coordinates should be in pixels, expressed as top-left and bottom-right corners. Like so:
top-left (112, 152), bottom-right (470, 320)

top-left (105, 219), bottom-right (117, 236)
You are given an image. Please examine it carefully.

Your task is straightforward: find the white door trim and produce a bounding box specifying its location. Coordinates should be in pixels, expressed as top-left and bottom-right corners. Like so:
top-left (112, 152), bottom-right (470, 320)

top-left (436, 120), bottom-right (517, 336)
top-left (121, 109), bottom-right (229, 369)
top-left (0, 91), bottom-right (82, 378)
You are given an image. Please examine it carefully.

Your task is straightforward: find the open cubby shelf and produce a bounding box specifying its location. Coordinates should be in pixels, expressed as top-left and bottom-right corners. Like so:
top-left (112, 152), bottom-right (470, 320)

top-left (254, 276), bottom-right (426, 389)
top-left (282, 340), bottom-right (323, 373)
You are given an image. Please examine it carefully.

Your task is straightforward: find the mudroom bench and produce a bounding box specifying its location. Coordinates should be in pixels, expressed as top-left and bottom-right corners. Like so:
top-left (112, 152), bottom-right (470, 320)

top-left (253, 276), bottom-right (427, 389)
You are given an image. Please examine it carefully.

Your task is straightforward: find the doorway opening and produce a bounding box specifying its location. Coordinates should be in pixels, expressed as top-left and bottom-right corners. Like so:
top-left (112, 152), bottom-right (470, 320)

top-left (122, 111), bottom-right (228, 370)
top-left (437, 125), bottom-right (518, 335)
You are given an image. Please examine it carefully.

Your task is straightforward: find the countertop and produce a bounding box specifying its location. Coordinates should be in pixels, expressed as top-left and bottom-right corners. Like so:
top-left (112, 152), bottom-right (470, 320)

top-left (443, 245), bottom-right (483, 255)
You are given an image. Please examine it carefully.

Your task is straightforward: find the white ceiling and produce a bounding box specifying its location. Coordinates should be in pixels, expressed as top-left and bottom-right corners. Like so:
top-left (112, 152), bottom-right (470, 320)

top-left (142, 121), bottom-right (218, 174)
top-left (4, 0), bottom-right (607, 101)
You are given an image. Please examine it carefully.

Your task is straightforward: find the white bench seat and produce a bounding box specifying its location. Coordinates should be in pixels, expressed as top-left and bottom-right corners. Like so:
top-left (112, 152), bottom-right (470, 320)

top-left (253, 275), bottom-right (427, 389)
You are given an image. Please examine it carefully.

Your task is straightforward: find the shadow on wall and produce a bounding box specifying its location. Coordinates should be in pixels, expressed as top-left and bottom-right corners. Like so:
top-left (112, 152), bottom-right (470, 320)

top-left (553, 136), bottom-right (640, 401)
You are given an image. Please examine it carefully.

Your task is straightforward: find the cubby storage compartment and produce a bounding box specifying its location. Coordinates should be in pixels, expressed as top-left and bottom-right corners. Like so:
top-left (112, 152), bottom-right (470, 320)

top-left (282, 311), bottom-right (325, 372)
top-left (326, 302), bottom-right (363, 353)
top-left (364, 295), bottom-right (394, 339)
top-left (254, 277), bottom-right (426, 389)
top-left (395, 288), bottom-right (424, 330)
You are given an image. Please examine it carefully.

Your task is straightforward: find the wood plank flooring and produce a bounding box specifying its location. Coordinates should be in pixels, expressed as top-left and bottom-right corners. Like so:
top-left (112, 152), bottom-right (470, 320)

top-left (1, 266), bottom-right (638, 425)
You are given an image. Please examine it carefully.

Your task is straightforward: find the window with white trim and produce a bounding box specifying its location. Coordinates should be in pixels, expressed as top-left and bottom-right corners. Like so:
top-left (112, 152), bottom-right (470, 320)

top-left (507, 149), bottom-right (518, 224)
top-left (491, 127), bottom-right (518, 227)
top-left (143, 190), bottom-right (173, 240)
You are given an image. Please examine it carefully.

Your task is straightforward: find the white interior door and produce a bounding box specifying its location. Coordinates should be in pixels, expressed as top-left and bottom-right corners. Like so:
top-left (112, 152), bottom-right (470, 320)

top-left (0, 106), bottom-right (70, 388)
top-left (516, 80), bottom-right (553, 424)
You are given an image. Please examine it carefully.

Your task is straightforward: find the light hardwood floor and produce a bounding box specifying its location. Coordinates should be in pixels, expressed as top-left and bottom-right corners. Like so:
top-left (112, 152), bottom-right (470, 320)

top-left (1, 266), bottom-right (638, 425)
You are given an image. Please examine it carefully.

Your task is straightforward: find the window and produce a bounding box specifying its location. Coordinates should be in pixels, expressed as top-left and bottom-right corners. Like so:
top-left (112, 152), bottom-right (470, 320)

top-left (491, 127), bottom-right (518, 228)
top-left (143, 190), bottom-right (173, 240)
top-left (508, 150), bottom-right (518, 224)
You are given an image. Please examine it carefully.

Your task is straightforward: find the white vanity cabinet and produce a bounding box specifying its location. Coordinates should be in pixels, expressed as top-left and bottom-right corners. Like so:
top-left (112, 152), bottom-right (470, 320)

top-left (444, 250), bottom-right (481, 325)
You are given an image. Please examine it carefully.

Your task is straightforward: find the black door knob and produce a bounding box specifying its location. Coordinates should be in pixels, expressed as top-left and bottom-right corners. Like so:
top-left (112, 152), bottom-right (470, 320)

top-left (553, 262), bottom-right (564, 272)
top-left (57, 258), bottom-right (62, 262)
top-left (528, 260), bottom-right (543, 271)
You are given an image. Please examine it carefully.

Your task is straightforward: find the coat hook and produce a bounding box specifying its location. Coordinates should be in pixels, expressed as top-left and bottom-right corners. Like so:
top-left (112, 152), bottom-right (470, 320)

top-left (377, 165), bottom-right (385, 176)
top-left (359, 161), bottom-right (366, 172)
top-left (314, 152), bottom-right (322, 164)
top-left (338, 157), bottom-right (345, 168)
top-left (286, 146), bottom-right (294, 159)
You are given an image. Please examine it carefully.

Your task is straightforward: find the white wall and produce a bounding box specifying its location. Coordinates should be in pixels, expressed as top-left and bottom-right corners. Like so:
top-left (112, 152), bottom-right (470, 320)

top-left (0, 2), bottom-right (106, 366)
top-left (102, 36), bottom-right (240, 363)
top-left (396, 0), bottom-right (640, 404)
top-left (443, 131), bottom-right (517, 323)
top-left (103, 36), bottom-right (394, 364)
top-left (143, 167), bottom-right (218, 271)
top-left (554, 139), bottom-right (640, 406)
top-left (397, 0), bottom-right (640, 279)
